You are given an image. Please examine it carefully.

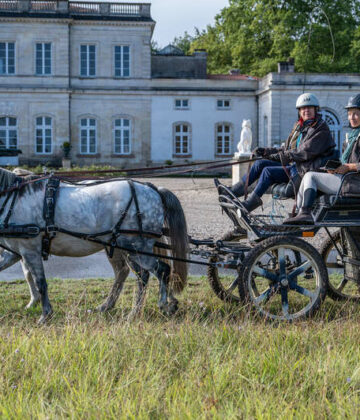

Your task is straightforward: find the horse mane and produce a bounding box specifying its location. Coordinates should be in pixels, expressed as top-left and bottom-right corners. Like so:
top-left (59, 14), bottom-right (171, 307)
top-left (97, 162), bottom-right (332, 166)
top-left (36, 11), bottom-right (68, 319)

top-left (0, 167), bottom-right (23, 191)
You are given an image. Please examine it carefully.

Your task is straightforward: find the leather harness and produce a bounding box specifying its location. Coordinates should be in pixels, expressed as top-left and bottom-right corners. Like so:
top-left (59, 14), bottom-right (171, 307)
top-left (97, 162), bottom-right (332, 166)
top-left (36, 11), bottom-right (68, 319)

top-left (0, 176), bottom-right (164, 260)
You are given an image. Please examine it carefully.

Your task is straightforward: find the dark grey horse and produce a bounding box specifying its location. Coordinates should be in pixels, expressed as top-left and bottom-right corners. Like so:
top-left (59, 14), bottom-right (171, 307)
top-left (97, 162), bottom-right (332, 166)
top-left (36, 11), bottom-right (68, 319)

top-left (0, 168), bottom-right (188, 323)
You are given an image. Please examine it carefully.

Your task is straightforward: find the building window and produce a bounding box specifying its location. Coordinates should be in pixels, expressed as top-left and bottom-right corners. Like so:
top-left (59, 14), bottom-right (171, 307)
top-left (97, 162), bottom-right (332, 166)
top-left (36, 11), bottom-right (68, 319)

top-left (114, 118), bottom-right (131, 154)
top-left (174, 123), bottom-right (191, 156)
top-left (217, 99), bottom-right (231, 110)
top-left (216, 123), bottom-right (232, 155)
top-left (175, 99), bottom-right (189, 110)
top-left (0, 42), bottom-right (15, 75)
top-left (36, 43), bottom-right (51, 75)
top-left (80, 118), bottom-right (97, 154)
top-left (0, 117), bottom-right (17, 149)
top-left (114, 46), bottom-right (130, 77)
top-left (35, 116), bottom-right (52, 154)
top-left (80, 44), bottom-right (96, 77)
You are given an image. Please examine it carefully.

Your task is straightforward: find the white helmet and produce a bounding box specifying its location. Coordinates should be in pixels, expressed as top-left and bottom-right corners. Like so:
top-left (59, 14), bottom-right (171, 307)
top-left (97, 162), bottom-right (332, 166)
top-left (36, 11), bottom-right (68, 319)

top-left (296, 93), bottom-right (320, 109)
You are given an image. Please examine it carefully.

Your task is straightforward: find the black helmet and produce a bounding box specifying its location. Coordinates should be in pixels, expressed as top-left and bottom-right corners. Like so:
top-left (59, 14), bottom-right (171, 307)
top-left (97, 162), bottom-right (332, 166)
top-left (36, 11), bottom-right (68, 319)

top-left (345, 94), bottom-right (360, 109)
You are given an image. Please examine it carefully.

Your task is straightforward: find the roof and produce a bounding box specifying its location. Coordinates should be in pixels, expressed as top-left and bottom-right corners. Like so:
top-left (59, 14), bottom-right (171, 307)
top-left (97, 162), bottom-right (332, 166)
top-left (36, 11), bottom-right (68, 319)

top-left (157, 45), bottom-right (185, 56)
top-left (0, 1), bottom-right (154, 22)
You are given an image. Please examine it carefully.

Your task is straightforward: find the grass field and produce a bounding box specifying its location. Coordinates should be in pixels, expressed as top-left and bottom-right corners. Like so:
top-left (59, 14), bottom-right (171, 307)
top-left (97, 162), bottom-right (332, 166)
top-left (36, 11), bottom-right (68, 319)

top-left (0, 276), bottom-right (360, 419)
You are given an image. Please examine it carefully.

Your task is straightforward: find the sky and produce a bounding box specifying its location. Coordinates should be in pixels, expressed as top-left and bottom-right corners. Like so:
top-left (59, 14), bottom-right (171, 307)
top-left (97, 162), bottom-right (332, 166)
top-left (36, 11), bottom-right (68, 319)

top-left (150, 0), bottom-right (229, 47)
top-left (93, 0), bottom-right (230, 47)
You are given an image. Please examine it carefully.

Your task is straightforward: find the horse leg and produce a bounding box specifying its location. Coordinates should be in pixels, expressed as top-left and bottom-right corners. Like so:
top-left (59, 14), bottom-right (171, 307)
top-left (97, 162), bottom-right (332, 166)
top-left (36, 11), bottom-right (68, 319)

top-left (127, 261), bottom-right (150, 321)
top-left (97, 249), bottom-right (130, 312)
top-left (20, 260), bottom-right (41, 309)
top-left (153, 260), bottom-right (178, 316)
top-left (21, 251), bottom-right (52, 324)
top-left (0, 248), bottom-right (20, 271)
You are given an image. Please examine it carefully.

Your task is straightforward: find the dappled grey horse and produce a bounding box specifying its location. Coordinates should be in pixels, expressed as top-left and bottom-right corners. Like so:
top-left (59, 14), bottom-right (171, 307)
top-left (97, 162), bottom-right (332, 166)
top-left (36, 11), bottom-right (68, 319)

top-left (0, 168), bottom-right (188, 323)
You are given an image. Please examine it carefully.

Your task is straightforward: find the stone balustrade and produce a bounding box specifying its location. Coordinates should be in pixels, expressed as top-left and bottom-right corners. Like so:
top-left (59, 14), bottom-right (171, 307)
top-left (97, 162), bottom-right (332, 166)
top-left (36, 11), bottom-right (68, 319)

top-left (0, 0), bottom-right (151, 17)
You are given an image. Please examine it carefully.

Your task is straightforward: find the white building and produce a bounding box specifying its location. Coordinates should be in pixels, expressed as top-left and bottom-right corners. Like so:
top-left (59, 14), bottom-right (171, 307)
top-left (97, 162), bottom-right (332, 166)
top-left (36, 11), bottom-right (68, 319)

top-left (0, 1), bottom-right (356, 167)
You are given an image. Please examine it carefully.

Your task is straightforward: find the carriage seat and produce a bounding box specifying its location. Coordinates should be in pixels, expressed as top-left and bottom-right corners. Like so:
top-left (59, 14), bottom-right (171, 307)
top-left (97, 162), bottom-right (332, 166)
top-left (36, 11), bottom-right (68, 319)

top-left (271, 150), bottom-right (340, 200)
top-left (312, 193), bottom-right (360, 223)
top-left (315, 194), bottom-right (360, 209)
top-left (271, 182), bottom-right (296, 200)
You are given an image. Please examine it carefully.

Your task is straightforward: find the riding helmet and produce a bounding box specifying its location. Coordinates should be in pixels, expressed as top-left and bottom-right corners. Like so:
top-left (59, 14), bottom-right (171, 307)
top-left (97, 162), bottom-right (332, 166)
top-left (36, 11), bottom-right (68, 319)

top-left (296, 93), bottom-right (320, 109)
top-left (345, 94), bottom-right (360, 109)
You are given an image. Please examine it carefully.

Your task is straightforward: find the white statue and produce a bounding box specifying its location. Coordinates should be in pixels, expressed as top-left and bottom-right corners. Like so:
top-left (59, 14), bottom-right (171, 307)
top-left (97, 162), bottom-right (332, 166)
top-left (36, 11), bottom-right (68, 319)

top-left (234, 119), bottom-right (252, 158)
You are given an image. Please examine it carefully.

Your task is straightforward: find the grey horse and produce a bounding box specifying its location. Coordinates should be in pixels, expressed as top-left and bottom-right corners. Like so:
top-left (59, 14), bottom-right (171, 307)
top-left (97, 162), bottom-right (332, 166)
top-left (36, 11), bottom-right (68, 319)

top-left (0, 168), bottom-right (188, 323)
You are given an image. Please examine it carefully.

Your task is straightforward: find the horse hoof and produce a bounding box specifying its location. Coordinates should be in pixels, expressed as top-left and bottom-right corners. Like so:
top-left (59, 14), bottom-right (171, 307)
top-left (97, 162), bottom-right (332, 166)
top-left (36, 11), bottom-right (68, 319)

top-left (96, 303), bottom-right (113, 313)
top-left (160, 302), bottom-right (178, 317)
top-left (25, 299), bottom-right (40, 309)
top-left (37, 311), bottom-right (53, 325)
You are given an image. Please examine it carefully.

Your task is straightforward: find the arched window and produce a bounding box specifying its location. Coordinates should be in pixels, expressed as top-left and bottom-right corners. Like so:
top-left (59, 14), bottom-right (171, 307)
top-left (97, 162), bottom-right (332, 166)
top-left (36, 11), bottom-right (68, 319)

top-left (0, 116), bottom-right (17, 149)
top-left (215, 122), bottom-right (232, 155)
top-left (319, 109), bottom-right (342, 151)
top-left (173, 122), bottom-right (191, 156)
top-left (35, 116), bottom-right (52, 154)
top-left (80, 117), bottom-right (97, 154)
top-left (114, 118), bottom-right (131, 155)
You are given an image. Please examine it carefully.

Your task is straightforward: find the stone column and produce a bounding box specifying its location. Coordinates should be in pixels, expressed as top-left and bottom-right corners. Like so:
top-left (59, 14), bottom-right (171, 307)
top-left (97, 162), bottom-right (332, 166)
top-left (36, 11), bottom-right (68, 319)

top-left (58, 1), bottom-right (69, 13)
top-left (140, 4), bottom-right (151, 17)
top-left (19, 0), bottom-right (30, 12)
top-left (100, 3), bottom-right (110, 15)
top-left (232, 155), bottom-right (252, 186)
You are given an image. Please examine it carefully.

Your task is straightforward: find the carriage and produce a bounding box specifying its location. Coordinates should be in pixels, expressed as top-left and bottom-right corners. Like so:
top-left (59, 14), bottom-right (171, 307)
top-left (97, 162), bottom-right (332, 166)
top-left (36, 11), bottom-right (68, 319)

top-left (1, 166), bottom-right (360, 323)
top-left (204, 175), bottom-right (360, 321)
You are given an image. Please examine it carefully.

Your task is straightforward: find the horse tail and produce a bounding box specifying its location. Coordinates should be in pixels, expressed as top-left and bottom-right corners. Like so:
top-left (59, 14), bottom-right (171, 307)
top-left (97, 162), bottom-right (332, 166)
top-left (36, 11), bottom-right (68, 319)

top-left (157, 187), bottom-right (188, 293)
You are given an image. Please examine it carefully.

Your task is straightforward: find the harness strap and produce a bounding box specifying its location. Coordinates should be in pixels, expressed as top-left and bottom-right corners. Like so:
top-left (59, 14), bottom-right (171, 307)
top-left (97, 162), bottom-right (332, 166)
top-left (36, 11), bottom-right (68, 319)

top-left (3, 189), bottom-right (19, 227)
top-left (42, 177), bottom-right (60, 260)
top-left (128, 179), bottom-right (143, 236)
top-left (0, 191), bottom-right (13, 218)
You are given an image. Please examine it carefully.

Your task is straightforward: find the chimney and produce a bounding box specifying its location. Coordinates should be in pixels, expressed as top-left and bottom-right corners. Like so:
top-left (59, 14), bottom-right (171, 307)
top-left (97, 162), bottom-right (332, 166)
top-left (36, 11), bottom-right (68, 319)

top-left (277, 58), bottom-right (295, 73)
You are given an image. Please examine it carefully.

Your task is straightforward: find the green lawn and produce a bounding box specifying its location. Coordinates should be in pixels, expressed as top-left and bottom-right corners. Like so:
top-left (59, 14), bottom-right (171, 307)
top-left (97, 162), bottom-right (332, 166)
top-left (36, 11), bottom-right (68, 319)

top-left (0, 277), bottom-right (360, 419)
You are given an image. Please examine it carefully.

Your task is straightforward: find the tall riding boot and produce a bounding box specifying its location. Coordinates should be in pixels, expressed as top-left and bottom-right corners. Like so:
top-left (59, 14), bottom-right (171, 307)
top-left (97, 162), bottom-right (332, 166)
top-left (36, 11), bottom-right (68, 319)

top-left (283, 188), bottom-right (317, 225)
top-left (240, 191), bottom-right (263, 213)
top-left (230, 180), bottom-right (245, 198)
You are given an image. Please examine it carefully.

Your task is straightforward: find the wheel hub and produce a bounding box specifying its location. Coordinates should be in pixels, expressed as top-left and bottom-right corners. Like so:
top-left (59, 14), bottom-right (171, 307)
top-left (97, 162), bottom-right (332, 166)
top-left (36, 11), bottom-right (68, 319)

top-left (280, 277), bottom-right (289, 287)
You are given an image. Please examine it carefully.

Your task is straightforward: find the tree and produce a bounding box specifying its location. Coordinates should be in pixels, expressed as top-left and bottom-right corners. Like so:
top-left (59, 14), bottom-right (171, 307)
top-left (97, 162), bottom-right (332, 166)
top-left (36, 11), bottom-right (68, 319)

top-left (188, 0), bottom-right (360, 76)
top-left (171, 31), bottom-right (197, 55)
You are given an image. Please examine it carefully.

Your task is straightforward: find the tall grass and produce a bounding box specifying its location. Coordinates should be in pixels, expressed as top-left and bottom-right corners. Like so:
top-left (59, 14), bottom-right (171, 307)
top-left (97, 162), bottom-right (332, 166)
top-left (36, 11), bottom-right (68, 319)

top-left (0, 277), bottom-right (360, 418)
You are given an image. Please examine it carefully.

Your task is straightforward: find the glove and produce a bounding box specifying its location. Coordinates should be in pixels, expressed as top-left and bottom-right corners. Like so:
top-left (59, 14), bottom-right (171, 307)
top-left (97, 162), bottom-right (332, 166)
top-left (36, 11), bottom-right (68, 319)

top-left (253, 147), bottom-right (266, 157)
top-left (268, 153), bottom-right (281, 162)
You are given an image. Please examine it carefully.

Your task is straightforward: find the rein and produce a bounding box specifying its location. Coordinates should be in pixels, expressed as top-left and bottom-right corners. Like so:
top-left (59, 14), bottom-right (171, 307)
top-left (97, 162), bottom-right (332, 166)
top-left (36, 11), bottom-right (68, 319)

top-left (0, 175), bottom-right (49, 197)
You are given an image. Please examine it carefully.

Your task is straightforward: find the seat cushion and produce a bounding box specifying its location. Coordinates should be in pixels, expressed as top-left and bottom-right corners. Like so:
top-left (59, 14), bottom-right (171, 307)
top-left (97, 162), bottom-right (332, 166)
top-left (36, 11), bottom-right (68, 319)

top-left (271, 182), bottom-right (295, 199)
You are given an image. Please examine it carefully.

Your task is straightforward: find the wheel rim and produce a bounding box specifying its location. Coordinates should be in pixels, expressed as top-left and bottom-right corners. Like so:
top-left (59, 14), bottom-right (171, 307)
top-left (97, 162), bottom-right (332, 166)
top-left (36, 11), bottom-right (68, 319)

top-left (246, 243), bottom-right (323, 321)
top-left (323, 238), bottom-right (360, 299)
top-left (212, 266), bottom-right (243, 302)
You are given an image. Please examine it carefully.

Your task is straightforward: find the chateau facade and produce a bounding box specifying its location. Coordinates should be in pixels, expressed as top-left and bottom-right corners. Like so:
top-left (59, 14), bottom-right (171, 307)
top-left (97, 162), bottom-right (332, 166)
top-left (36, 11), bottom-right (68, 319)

top-left (0, 1), bottom-right (358, 167)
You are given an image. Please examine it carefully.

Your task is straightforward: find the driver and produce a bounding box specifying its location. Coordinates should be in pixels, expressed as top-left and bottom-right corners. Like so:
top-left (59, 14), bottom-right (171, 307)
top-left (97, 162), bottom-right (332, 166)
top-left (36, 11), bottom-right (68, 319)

top-left (285, 93), bottom-right (360, 224)
top-left (221, 93), bottom-right (335, 213)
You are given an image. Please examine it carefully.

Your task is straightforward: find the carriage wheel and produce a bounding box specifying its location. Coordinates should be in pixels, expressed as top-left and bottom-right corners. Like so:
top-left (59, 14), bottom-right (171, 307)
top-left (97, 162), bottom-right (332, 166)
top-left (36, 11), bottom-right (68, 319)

top-left (241, 236), bottom-right (328, 321)
top-left (320, 230), bottom-right (360, 301)
top-left (207, 256), bottom-right (246, 303)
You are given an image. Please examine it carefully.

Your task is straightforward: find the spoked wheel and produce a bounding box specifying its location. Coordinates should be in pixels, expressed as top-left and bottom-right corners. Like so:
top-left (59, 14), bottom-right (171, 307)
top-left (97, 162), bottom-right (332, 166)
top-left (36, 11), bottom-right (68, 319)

top-left (207, 256), bottom-right (246, 303)
top-left (320, 230), bottom-right (360, 301)
top-left (241, 236), bottom-right (328, 321)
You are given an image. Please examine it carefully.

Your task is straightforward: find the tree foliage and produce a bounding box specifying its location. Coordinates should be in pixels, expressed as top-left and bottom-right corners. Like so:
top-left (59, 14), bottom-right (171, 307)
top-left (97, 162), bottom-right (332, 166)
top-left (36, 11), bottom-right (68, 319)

top-left (187, 0), bottom-right (360, 76)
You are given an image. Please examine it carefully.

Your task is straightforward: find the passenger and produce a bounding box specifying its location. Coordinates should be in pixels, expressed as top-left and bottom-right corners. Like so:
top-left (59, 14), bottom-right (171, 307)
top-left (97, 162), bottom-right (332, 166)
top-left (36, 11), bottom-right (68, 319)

top-left (285, 94), bottom-right (360, 225)
top-left (223, 93), bottom-right (335, 213)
